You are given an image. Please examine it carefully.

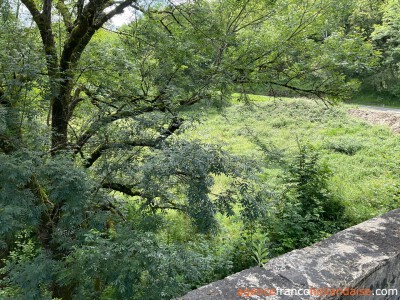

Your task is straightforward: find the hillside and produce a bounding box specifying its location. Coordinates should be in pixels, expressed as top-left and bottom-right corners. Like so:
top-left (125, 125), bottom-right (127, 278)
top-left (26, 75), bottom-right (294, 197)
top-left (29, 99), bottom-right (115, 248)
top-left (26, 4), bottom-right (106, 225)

top-left (188, 95), bottom-right (400, 225)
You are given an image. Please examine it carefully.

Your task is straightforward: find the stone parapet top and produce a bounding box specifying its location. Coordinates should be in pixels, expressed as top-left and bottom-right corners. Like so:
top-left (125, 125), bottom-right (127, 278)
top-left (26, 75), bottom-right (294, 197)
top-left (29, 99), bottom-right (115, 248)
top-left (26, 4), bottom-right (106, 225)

top-left (179, 208), bottom-right (400, 299)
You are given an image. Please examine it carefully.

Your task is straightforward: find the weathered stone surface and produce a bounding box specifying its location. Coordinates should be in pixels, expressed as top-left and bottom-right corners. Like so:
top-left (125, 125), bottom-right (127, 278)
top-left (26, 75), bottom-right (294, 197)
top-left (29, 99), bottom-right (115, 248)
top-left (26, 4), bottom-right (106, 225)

top-left (179, 209), bottom-right (400, 299)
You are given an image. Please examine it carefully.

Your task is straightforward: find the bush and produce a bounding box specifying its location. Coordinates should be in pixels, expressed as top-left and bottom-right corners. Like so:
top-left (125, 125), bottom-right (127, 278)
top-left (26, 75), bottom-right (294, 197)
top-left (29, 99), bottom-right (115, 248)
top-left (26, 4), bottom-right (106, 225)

top-left (261, 144), bottom-right (349, 255)
top-left (325, 138), bottom-right (364, 155)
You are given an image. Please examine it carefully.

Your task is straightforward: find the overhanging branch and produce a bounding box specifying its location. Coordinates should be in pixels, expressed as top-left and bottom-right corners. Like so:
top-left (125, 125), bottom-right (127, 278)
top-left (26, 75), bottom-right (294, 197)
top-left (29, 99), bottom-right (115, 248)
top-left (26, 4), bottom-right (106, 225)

top-left (74, 106), bottom-right (157, 154)
top-left (84, 117), bottom-right (183, 168)
top-left (101, 182), bottom-right (141, 197)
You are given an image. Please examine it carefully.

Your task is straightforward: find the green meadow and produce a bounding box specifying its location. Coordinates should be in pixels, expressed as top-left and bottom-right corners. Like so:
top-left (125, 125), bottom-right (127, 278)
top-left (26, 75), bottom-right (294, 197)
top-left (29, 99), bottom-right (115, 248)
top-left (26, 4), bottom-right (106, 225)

top-left (187, 95), bottom-right (400, 226)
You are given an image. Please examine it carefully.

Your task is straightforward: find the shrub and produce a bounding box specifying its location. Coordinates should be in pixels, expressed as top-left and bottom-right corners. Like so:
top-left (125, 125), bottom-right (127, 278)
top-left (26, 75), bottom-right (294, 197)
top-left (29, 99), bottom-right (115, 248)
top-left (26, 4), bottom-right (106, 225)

top-left (262, 144), bottom-right (349, 255)
top-left (325, 137), bottom-right (364, 155)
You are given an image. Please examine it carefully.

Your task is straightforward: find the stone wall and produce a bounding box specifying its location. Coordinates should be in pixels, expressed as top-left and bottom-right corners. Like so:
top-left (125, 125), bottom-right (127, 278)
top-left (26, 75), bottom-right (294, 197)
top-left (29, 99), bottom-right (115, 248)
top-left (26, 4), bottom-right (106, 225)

top-left (179, 209), bottom-right (400, 299)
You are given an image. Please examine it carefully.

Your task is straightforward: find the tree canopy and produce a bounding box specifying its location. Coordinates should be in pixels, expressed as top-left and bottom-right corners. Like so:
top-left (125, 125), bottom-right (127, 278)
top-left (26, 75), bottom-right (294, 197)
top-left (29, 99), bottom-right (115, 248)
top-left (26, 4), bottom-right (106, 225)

top-left (0, 0), bottom-right (388, 298)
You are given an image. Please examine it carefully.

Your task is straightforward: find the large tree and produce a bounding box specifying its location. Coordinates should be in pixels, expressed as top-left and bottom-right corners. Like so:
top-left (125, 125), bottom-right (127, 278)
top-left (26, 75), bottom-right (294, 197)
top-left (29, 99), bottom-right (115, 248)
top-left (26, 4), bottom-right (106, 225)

top-left (19, 0), bottom-right (138, 149)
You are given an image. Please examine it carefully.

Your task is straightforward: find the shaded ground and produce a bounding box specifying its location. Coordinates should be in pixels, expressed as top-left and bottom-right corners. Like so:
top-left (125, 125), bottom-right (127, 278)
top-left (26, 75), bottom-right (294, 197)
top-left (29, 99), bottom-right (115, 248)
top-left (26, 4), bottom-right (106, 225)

top-left (349, 107), bottom-right (400, 133)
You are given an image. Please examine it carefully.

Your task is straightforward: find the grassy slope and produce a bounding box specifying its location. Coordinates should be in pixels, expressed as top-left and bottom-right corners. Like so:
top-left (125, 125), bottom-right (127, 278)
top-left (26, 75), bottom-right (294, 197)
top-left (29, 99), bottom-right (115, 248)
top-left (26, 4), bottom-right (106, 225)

top-left (187, 95), bottom-right (400, 225)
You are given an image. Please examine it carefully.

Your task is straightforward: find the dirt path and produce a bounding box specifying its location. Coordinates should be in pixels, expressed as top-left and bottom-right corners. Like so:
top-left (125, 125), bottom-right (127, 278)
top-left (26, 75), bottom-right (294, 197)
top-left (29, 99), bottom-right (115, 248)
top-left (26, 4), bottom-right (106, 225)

top-left (358, 105), bottom-right (400, 114)
top-left (348, 106), bottom-right (400, 133)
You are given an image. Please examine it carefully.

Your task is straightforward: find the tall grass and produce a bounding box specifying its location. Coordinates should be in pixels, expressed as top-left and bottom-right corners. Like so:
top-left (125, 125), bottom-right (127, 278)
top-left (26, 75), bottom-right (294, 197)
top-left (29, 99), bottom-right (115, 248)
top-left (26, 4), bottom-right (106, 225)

top-left (186, 95), bottom-right (400, 225)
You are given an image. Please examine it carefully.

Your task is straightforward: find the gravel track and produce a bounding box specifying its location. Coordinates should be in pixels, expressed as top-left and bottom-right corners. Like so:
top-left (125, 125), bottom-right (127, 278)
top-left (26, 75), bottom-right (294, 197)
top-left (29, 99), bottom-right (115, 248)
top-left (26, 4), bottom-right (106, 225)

top-left (348, 106), bottom-right (400, 133)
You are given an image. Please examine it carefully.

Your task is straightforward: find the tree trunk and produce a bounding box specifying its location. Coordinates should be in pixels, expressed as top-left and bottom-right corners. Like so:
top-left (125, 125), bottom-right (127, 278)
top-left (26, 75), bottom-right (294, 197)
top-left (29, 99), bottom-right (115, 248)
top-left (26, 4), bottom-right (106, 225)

top-left (51, 93), bottom-right (69, 150)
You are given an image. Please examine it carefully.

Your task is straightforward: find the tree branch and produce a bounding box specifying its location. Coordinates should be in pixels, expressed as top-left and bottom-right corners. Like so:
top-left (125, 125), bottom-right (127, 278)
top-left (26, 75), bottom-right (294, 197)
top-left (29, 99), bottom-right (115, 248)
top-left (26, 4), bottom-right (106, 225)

top-left (21, 0), bottom-right (41, 20)
top-left (21, 0), bottom-right (58, 77)
top-left (68, 86), bottom-right (85, 118)
top-left (101, 181), bottom-right (187, 213)
top-left (267, 81), bottom-right (335, 102)
top-left (150, 202), bottom-right (187, 212)
top-left (98, 199), bottom-right (127, 221)
top-left (84, 140), bottom-right (157, 168)
top-left (101, 182), bottom-right (141, 197)
top-left (74, 106), bottom-right (158, 154)
top-left (55, 0), bottom-right (74, 32)
top-left (84, 117), bottom-right (183, 168)
top-left (95, 0), bottom-right (136, 26)
top-left (60, 0), bottom-right (136, 71)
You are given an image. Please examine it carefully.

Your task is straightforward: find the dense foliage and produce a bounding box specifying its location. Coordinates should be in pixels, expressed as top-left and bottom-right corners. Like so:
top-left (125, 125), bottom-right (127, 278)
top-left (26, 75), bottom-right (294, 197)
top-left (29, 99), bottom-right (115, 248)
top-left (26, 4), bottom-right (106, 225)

top-left (0, 0), bottom-right (398, 298)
